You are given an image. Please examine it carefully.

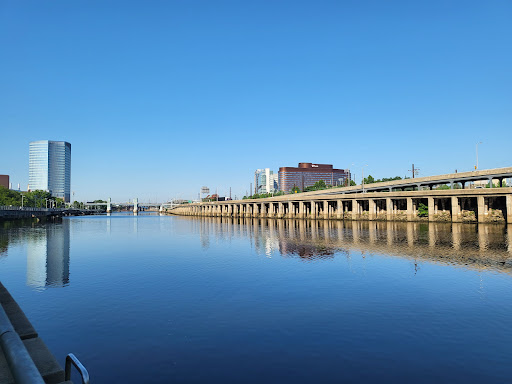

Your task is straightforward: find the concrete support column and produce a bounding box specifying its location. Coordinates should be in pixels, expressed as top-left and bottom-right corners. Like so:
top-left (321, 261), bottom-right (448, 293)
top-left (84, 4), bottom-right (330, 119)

top-left (386, 198), bottom-right (392, 221)
top-left (299, 202), bottom-right (305, 218)
top-left (368, 199), bottom-right (376, 220)
top-left (477, 196), bottom-right (486, 223)
top-left (289, 202), bottom-right (295, 218)
top-left (278, 202), bottom-right (284, 218)
top-left (507, 195), bottom-right (512, 224)
top-left (427, 197), bottom-right (435, 222)
top-left (451, 196), bottom-right (461, 222)
top-left (323, 201), bottom-right (329, 219)
top-left (351, 199), bottom-right (358, 220)
top-left (406, 197), bottom-right (414, 221)
top-left (312, 201), bottom-right (317, 218)
top-left (336, 200), bottom-right (343, 219)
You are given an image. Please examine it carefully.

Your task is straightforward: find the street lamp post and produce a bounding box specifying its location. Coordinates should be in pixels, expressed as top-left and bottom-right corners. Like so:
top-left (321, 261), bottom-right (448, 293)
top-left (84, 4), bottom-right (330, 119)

top-left (21, 195), bottom-right (25, 208)
top-left (476, 142), bottom-right (483, 170)
top-left (362, 165), bottom-right (368, 193)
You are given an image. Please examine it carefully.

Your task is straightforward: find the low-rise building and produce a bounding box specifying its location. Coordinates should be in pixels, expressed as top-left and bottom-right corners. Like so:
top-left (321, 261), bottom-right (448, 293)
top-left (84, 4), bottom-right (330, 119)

top-left (0, 175), bottom-right (9, 189)
top-left (279, 163), bottom-right (351, 192)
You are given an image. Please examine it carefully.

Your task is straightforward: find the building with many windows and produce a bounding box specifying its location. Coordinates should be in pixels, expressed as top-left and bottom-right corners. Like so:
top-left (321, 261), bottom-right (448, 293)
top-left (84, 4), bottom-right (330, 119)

top-left (254, 168), bottom-right (279, 194)
top-left (29, 140), bottom-right (71, 202)
top-left (279, 162), bottom-right (350, 192)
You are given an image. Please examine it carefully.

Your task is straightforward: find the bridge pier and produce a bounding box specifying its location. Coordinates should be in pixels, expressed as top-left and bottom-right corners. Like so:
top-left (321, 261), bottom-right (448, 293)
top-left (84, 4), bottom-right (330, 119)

top-left (133, 198), bottom-right (138, 215)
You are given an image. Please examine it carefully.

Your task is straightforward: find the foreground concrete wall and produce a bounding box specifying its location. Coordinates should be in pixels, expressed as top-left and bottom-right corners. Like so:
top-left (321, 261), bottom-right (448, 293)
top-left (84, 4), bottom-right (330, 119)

top-left (169, 188), bottom-right (512, 224)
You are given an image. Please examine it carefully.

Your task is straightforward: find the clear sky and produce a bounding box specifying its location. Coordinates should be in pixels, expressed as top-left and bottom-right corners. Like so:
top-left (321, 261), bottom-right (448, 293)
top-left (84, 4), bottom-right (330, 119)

top-left (1, 0), bottom-right (511, 202)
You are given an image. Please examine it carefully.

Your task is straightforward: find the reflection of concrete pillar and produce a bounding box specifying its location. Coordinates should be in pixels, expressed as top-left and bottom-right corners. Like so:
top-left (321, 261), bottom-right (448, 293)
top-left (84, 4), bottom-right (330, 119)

top-left (452, 223), bottom-right (462, 250)
top-left (429, 223), bottom-right (436, 248)
top-left (451, 197), bottom-right (461, 223)
top-left (479, 225), bottom-right (489, 251)
top-left (406, 222), bottom-right (414, 247)
top-left (387, 221), bottom-right (393, 245)
top-left (507, 225), bottom-right (512, 256)
top-left (428, 197), bottom-right (434, 222)
top-left (406, 198), bottom-right (413, 221)
top-left (352, 220), bottom-right (359, 244)
top-left (477, 196), bottom-right (486, 223)
top-left (506, 195), bottom-right (512, 224)
top-left (369, 199), bottom-right (376, 220)
top-left (369, 222), bottom-right (376, 244)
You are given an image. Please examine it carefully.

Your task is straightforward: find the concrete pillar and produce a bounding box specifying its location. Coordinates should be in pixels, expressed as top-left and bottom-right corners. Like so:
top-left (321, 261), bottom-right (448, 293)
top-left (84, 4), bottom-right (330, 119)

top-left (368, 199), bottom-right (376, 220)
top-left (311, 201), bottom-right (317, 218)
top-left (406, 197), bottom-right (413, 221)
top-left (477, 196), bottom-right (486, 223)
top-left (336, 200), bottom-right (343, 219)
top-left (299, 201), bottom-right (305, 218)
top-left (351, 199), bottom-right (358, 220)
top-left (278, 202), bottom-right (284, 218)
top-left (133, 198), bottom-right (138, 214)
top-left (428, 197), bottom-right (435, 222)
top-left (451, 196), bottom-right (461, 222)
top-left (107, 197), bottom-right (112, 213)
top-left (507, 195), bottom-right (512, 224)
top-left (323, 201), bottom-right (329, 219)
top-left (386, 198), bottom-right (392, 221)
top-left (289, 202), bottom-right (295, 218)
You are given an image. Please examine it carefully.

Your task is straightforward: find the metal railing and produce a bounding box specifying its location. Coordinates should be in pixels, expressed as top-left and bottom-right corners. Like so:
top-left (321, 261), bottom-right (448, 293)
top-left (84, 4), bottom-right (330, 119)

top-left (0, 305), bottom-right (45, 384)
top-left (65, 353), bottom-right (90, 383)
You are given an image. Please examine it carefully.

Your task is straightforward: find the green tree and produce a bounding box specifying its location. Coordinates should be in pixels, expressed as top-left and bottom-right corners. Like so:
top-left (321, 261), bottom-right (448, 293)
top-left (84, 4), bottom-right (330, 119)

top-left (291, 186), bottom-right (301, 193)
top-left (417, 203), bottom-right (429, 217)
top-left (0, 186), bottom-right (22, 206)
top-left (364, 175), bottom-right (376, 184)
top-left (350, 180), bottom-right (356, 186)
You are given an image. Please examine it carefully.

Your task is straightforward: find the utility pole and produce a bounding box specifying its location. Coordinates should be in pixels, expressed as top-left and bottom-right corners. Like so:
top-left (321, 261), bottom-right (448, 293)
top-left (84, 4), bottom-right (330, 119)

top-left (229, 187), bottom-right (232, 200)
top-left (409, 164), bottom-right (420, 178)
top-left (250, 183), bottom-right (252, 196)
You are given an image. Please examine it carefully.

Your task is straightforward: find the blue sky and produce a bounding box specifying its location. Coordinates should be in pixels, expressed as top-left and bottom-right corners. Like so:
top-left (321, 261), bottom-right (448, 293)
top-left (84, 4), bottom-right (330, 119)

top-left (1, 0), bottom-right (511, 202)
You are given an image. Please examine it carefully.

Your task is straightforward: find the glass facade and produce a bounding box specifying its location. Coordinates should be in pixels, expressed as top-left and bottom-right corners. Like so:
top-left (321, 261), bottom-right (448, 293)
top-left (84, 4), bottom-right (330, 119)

top-left (254, 168), bottom-right (279, 194)
top-left (29, 140), bottom-right (71, 202)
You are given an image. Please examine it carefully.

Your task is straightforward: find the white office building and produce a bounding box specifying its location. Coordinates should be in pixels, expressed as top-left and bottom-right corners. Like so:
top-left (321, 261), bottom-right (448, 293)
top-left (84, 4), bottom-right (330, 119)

top-left (29, 140), bottom-right (71, 202)
top-left (254, 168), bottom-right (279, 194)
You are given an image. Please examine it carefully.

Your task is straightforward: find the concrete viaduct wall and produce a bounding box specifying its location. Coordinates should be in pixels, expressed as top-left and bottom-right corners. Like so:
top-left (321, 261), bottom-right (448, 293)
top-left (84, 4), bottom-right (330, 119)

top-left (169, 188), bottom-right (512, 224)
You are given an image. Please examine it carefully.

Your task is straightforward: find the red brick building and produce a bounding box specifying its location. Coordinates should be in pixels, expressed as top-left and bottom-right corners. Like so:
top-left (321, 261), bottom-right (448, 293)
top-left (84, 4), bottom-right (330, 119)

top-left (279, 163), bottom-right (350, 192)
top-left (0, 175), bottom-right (9, 189)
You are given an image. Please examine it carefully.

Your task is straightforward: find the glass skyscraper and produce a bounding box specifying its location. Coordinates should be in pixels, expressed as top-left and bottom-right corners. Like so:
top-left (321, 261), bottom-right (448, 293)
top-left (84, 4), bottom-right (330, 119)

top-left (29, 140), bottom-right (71, 202)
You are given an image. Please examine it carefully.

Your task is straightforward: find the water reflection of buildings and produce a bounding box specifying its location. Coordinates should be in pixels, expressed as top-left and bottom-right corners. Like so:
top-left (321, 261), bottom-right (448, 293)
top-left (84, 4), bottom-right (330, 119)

top-left (185, 216), bottom-right (512, 272)
top-left (27, 220), bottom-right (70, 288)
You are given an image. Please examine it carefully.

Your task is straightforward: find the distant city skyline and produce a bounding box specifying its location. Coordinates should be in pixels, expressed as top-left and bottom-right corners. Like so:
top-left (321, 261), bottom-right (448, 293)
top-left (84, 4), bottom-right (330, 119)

top-left (1, 1), bottom-right (511, 202)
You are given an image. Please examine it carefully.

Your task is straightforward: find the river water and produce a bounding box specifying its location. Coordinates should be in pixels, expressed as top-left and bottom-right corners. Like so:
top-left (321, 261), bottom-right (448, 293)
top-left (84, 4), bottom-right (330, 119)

top-left (1, 214), bottom-right (512, 383)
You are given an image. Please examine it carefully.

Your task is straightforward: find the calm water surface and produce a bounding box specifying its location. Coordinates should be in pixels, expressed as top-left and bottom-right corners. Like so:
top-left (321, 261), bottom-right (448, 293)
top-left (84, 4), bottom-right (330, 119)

top-left (1, 214), bottom-right (512, 383)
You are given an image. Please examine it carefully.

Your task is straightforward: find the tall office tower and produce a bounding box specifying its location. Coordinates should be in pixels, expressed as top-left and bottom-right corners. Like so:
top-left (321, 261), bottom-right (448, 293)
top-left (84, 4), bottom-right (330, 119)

top-left (29, 140), bottom-right (71, 202)
top-left (254, 168), bottom-right (279, 194)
